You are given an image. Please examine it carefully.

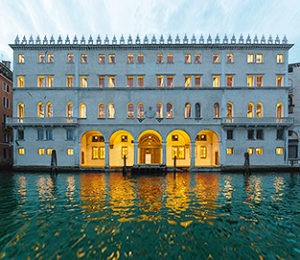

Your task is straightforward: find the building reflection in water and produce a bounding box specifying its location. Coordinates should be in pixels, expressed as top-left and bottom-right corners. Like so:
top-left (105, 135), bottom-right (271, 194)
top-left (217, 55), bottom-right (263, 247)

top-left (36, 176), bottom-right (56, 203)
top-left (18, 176), bottom-right (27, 204)
top-left (66, 176), bottom-right (75, 202)
top-left (244, 176), bottom-right (263, 204)
top-left (272, 176), bottom-right (285, 202)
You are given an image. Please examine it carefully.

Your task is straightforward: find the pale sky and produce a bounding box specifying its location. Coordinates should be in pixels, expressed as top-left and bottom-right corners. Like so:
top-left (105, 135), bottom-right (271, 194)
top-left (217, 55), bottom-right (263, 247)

top-left (1, 0), bottom-right (300, 65)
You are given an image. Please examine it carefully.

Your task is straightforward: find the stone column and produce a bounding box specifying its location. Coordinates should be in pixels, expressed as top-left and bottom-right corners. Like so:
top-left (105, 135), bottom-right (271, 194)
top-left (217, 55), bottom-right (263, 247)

top-left (134, 141), bottom-right (138, 165)
top-left (105, 141), bottom-right (109, 168)
top-left (162, 140), bottom-right (166, 165)
top-left (190, 141), bottom-right (195, 168)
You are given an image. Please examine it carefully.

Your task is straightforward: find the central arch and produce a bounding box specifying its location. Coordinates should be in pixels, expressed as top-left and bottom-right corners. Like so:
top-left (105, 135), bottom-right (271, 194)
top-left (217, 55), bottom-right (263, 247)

top-left (138, 130), bottom-right (162, 164)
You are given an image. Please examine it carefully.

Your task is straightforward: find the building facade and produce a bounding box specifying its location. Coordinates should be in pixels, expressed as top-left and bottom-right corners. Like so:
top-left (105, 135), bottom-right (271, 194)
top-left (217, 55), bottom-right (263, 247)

top-left (0, 60), bottom-right (13, 168)
top-left (7, 34), bottom-right (293, 169)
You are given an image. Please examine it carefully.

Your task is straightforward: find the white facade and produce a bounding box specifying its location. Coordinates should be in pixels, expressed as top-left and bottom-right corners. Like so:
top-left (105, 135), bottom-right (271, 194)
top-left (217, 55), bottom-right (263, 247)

top-left (7, 34), bottom-right (294, 169)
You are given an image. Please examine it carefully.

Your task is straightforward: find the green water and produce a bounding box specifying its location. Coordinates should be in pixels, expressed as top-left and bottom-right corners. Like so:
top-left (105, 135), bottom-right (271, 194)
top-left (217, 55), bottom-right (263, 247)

top-left (0, 172), bottom-right (299, 259)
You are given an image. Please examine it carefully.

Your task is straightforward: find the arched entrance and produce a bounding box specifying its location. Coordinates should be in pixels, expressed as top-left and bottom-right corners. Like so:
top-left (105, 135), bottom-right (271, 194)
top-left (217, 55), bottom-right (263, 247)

top-left (109, 130), bottom-right (134, 167)
top-left (138, 131), bottom-right (162, 164)
top-left (166, 130), bottom-right (191, 167)
top-left (81, 130), bottom-right (105, 168)
top-left (288, 130), bottom-right (299, 159)
top-left (195, 130), bottom-right (220, 167)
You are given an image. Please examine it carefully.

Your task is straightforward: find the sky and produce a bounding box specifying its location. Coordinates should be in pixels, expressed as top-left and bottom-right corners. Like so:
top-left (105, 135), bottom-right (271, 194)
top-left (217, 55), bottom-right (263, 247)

top-left (1, 0), bottom-right (300, 65)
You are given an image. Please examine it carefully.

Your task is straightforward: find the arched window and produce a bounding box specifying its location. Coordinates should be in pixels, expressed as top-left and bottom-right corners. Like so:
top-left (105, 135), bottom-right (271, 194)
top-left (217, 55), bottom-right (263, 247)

top-left (108, 103), bottom-right (115, 118)
top-left (185, 103), bottom-right (191, 118)
top-left (37, 102), bottom-right (44, 118)
top-left (226, 102), bottom-right (233, 118)
top-left (127, 103), bottom-right (134, 118)
top-left (276, 103), bottom-right (283, 118)
top-left (98, 103), bottom-right (105, 118)
top-left (79, 103), bottom-right (86, 118)
top-left (137, 103), bottom-right (144, 118)
top-left (247, 102), bottom-right (254, 118)
top-left (66, 102), bottom-right (73, 117)
top-left (256, 103), bottom-right (263, 118)
top-left (17, 102), bottom-right (24, 118)
top-left (195, 103), bottom-right (201, 118)
top-left (156, 102), bottom-right (163, 118)
top-left (166, 102), bottom-right (173, 118)
top-left (46, 102), bottom-right (53, 117)
top-left (214, 103), bottom-right (219, 118)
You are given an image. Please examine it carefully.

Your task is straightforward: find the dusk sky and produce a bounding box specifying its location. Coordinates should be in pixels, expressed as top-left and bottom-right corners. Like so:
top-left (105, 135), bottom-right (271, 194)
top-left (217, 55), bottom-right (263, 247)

top-left (1, 0), bottom-right (300, 64)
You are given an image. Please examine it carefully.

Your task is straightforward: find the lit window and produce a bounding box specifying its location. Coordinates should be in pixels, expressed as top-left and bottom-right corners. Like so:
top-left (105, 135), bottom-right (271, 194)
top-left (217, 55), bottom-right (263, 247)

top-left (195, 76), bottom-right (201, 87)
top-left (157, 53), bottom-right (163, 63)
top-left (277, 54), bottom-right (284, 63)
top-left (18, 54), bottom-right (25, 63)
top-left (37, 76), bottom-right (44, 87)
top-left (98, 54), bottom-right (105, 63)
top-left (108, 54), bottom-right (115, 63)
top-left (166, 103), bottom-right (173, 118)
top-left (67, 53), bottom-right (74, 63)
top-left (157, 76), bottom-right (164, 87)
top-left (38, 148), bottom-right (45, 155)
top-left (213, 54), bottom-right (220, 63)
top-left (127, 103), bottom-right (134, 118)
top-left (137, 76), bottom-right (144, 87)
top-left (108, 76), bottom-right (115, 88)
top-left (17, 76), bottom-right (24, 88)
top-left (226, 75), bottom-right (234, 87)
top-left (184, 103), bottom-right (191, 118)
top-left (17, 103), bottom-right (24, 118)
top-left (256, 54), bottom-right (263, 63)
top-left (167, 76), bottom-right (174, 87)
top-left (156, 103), bottom-right (163, 118)
top-left (185, 54), bottom-right (192, 63)
top-left (67, 148), bottom-right (74, 156)
top-left (79, 103), bottom-right (86, 118)
top-left (247, 75), bottom-right (254, 87)
top-left (214, 103), bottom-right (219, 118)
top-left (137, 103), bottom-right (144, 118)
top-left (185, 76), bottom-right (191, 87)
top-left (137, 54), bottom-right (144, 63)
top-left (256, 103), bottom-right (263, 118)
top-left (46, 148), bottom-right (53, 155)
top-left (227, 102), bottom-right (233, 117)
top-left (66, 76), bottom-right (74, 87)
top-left (18, 148), bottom-right (25, 155)
top-left (38, 54), bottom-right (45, 63)
top-left (80, 76), bottom-right (88, 88)
top-left (127, 76), bottom-right (134, 87)
top-left (127, 54), bottom-right (134, 63)
top-left (247, 103), bottom-right (254, 118)
top-left (276, 147), bottom-right (284, 155)
top-left (108, 103), bottom-right (115, 118)
top-left (248, 147), bottom-right (254, 155)
top-left (46, 102), bottom-right (53, 117)
top-left (98, 103), bottom-right (105, 118)
top-left (227, 53), bottom-right (234, 63)
top-left (276, 76), bottom-right (284, 87)
top-left (66, 102), bottom-right (73, 117)
top-left (98, 76), bottom-right (105, 88)
top-left (37, 102), bottom-right (44, 118)
top-left (92, 147), bottom-right (105, 159)
top-left (213, 75), bottom-right (220, 87)
top-left (256, 75), bottom-right (263, 87)
top-left (276, 103), bottom-right (283, 118)
top-left (194, 54), bottom-right (201, 63)
top-left (226, 148), bottom-right (233, 155)
top-left (171, 146), bottom-right (185, 159)
top-left (81, 54), bottom-right (87, 63)
top-left (46, 76), bottom-right (53, 88)
top-left (167, 54), bottom-right (173, 63)
top-left (47, 54), bottom-right (54, 63)
top-left (247, 54), bottom-right (254, 63)
top-left (256, 147), bottom-right (263, 155)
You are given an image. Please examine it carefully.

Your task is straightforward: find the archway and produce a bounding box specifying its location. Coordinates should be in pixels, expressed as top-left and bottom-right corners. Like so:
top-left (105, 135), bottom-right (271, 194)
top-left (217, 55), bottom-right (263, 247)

top-left (109, 130), bottom-right (134, 167)
top-left (138, 130), bottom-right (162, 164)
top-left (195, 130), bottom-right (220, 167)
top-left (288, 131), bottom-right (299, 159)
top-left (166, 130), bottom-right (191, 167)
top-left (81, 130), bottom-right (105, 168)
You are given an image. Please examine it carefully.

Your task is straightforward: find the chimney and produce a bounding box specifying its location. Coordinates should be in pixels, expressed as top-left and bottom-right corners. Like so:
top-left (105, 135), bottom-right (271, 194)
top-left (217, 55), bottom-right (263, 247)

top-left (2, 60), bottom-right (11, 70)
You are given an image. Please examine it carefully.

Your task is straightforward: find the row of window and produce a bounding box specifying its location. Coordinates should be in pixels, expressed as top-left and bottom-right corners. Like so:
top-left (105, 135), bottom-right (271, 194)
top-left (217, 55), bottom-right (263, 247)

top-left (2, 97), bottom-right (10, 109)
top-left (226, 147), bottom-right (284, 155)
top-left (17, 128), bottom-right (75, 141)
top-left (17, 101), bottom-right (285, 119)
top-left (16, 74), bottom-right (285, 88)
top-left (18, 147), bottom-right (74, 156)
top-left (2, 82), bottom-right (11, 92)
top-left (17, 53), bottom-right (285, 64)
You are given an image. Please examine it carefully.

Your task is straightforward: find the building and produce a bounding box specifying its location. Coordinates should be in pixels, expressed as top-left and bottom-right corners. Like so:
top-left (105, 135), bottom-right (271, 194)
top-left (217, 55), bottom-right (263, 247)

top-left (0, 60), bottom-right (13, 168)
top-left (7, 34), bottom-right (293, 170)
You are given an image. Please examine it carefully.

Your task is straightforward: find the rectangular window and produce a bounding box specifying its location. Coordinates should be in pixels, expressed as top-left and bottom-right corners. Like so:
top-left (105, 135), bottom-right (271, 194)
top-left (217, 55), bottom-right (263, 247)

top-left (185, 76), bottom-right (191, 87)
top-left (167, 76), bottom-right (174, 87)
top-left (92, 147), bottom-right (105, 159)
top-left (226, 148), bottom-right (234, 155)
top-left (66, 76), bottom-right (74, 87)
top-left (195, 76), bottom-right (201, 87)
top-left (157, 54), bottom-right (163, 63)
top-left (171, 146), bottom-right (185, 159)
top-left (185, 54), bottom-right (192, 63)
top-left (212, 75), bottom-right (220, 87)
top-left (37, 129), bottom-right (44, 140)
top-left (18, 54), bottom-right (25, 63)
top-left (127, 76), bottom-right (134, 87)
top-left (108, 76), bottom-right (115, 88)
top-left (276, 76), bottom-right (284, 87)
top-left (248, 129), bottom-right (255, 140)
top-left (38, 148), bottom-right (45, 155)
top-left (46, 76), bottom-right (53, 87)
top-left (247, 54), bottom-right (254, 63)
top-left (80, 76), bottom-right (88, 88)
top-left (277, 54), bottom-right (284, 63)
top-left (67, 148), bottom-right (74, 156)
top-left (121, 146), bottom-right (128, 159)
top-left (98, 76), bottom-right (105, 88)
top-left (213, 54), bottom-right (220, 63)
top-left (46, 129), bottom-right (53, 140)
top-left (256, 129), bottom-right (264, 140)
top-left (227, 53), bottom-right (234, 63)
top-left (37, 76), bottom-right (45, 87)
top-left (38, 54), bottom-right (45, 63)
top-left (127, 54), bottom-right (134, 63)
top-left (137, 54), bottom-right (144, 63)
top-left (137, 76), bottom-right (144, 87)
top-left (157, 76), bottom-right (164, 87)
top-left (276, 147), bottom-right (284, 155)
top-left (256, 75), bottom-right (263, 87)
top-left (226, 76), bottom-right (234, 87)
top-left (247, 76), bottom-right (254, 87)
top-left (17, 129), bottom-right (24, 140)
top-left (194, 54), bottom-right (201, 63)
top-left (108, 54), bottom-right (115, 63)
top-left (248, 147), bottom-right (254, 155)
top-left (81, 54), bottom-right (87, 63)
top-left (66, 129), bottom-right (74, 140)
top-left (256, 54), bottom-right (263, 63)
top-left (200, 146), bottom-right (207, 158)
top-left (18, 148), bottom-right (25, 155)
top-left (167, 54), bottom-right (173, 63)
top-left (46, 148), bottom-right (53, 155)
top-left (227, 130), bottom-right (233, 140)
top-left (98, 54), bottom-right (105, 63)
top-left (276, 129), bottom-right (284, 140)
top-left (256, 147), bottom-right (263, 155)
top-left (17, 76), bottom-right (24, 88)
top-left (67, 53), bottom-right (74, 63)
top-left (47, 54), bottom-right (54, 63)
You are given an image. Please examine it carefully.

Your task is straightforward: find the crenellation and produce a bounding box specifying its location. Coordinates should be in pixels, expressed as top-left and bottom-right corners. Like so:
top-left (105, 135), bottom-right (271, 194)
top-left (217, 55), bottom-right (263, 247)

top-left (223, 34), bottom-right (228, 44)
top-left (215, 34), bottom-right (220, 44)
top-left (246, 35), bottom-right (251, 44)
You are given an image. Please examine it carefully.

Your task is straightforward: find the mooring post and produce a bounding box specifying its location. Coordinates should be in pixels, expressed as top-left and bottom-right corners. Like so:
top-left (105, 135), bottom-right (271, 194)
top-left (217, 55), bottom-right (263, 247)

top-left (244, 152), bottom-right (250, 175)
top-left (50, 149), bottom-right (58, 176)
top-left (122, 155), bottom-right (127, 176)
top-left (173, 156), bottom-right (177, 176)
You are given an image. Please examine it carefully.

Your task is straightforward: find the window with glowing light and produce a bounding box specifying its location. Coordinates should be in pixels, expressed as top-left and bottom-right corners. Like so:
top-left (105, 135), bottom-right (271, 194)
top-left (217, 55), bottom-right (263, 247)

top-left (227, 53), bottom-right (234, 63)
top-left (38, 54), bottom-right (45, 63)
top-left (17, 76), bottom-right (24, 88)
top-left (248, 147), bottom-right (254, 155)
top-left (98, 76), bottom-right (105, 88)
top-left (127, 54), bottom-right (134, 63)
top-left (18, 148), bottom-right (25, 155)
top-left (17, 103), bottom-right (24, 118)
top-left (46, 148), bottom-right (53, 155)
top-left (98, 54), bottom-right (105, 63)
top-left (195, 76), bottom-right (201, 87)
top-left (108, 103), bottom-right (115, 118)
top-left (81, 54), bottom-right (87, 63)
top-left (214, 103), bottom-right (219, 118)
top-left (46, 76), bottom-right (53, 87)
top-left (167, 54), bottom-right (173, 63)
top-left (256, 148), bottom-right (263, 155)
top-left (46, 102), bottom-right (53, 117)
top-left (185, 53), bottom-right (192, 63)
top-left (185, 76), bottom-right (191, 87)
top-left (256, 54), bottom-right (263, 63)
top-left (66, 76), bottom-right (74, 87)
top-left (247, 75), bottom-right (254, 87)
top-left (185, 103), bottom-right (191, 118)
top-left (67, 148), bottom-right (74, 156)
top-left (212, 75), bottom-right (220, 87)
top-left (98, 103), bottom-right (105, 118)
top-left (213, 54), bottom-right (220, 63)
top-left (226, 147), bottom-right (233, 155)
top-left (137, 103), bottom-right (144, 118)
top-left (18, 54), bottom-right (25, 63)
top-left (166, 103), bottom-right (173, 118)
top-left (37, 76), bottom-right (45, 87)
top-left (247, 54), bottom-right (254, 63)
top-left (47, 54), bottom-right (54, 63)
top-left (67, 53), bottom-right (74, 63)
top-left (137, 76), bottom-right (144, 87)
top-left (38, 148), bottom-right (45, 155)
top-left (276, 75), bottom-right (284, 87)
top-left (256, 75), bottom-right (263, 87)
top-left (277, 54), bottom-right (284, 63)
top-left (226, 75), bottom-right (234, 87)
top-left (80, 76), bottom-right (88, 88)
top-left (37, 102), bottom-right (44, 118)
top-left (167, 76), bottom-right (174, 87)
top-left (79, 103), bottom-right (86, 118)
top-left (108, 54), bottom-right (115, 63)
top-left (276, 147), bottom-right (284, 155)
top-left (156, 103), bottom-right (163, 118)
top-left (108, 76), bottom-right (115, 87)
top-left (127, 103), bottom-right (134, 118)
top-left (157, 53), bottom-right (163, 63)
top-left (157, 76), bottom-right (164, 87)
top-left (194, 54), bottom-right (201, 63)
top-left (92, 147), bottom-right (104, 159)
top-left (172, 146), bottom-right (185, 159)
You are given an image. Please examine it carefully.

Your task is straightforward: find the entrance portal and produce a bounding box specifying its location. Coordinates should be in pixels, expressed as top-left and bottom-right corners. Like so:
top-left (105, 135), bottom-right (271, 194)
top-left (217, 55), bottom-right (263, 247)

top-left (138, 131), bottom-right (162, 164)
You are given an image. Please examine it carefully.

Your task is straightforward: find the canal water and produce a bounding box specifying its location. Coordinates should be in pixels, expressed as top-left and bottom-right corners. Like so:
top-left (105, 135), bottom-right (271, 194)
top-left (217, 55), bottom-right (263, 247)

top-left (0, 171), bottom-right (299, 259)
